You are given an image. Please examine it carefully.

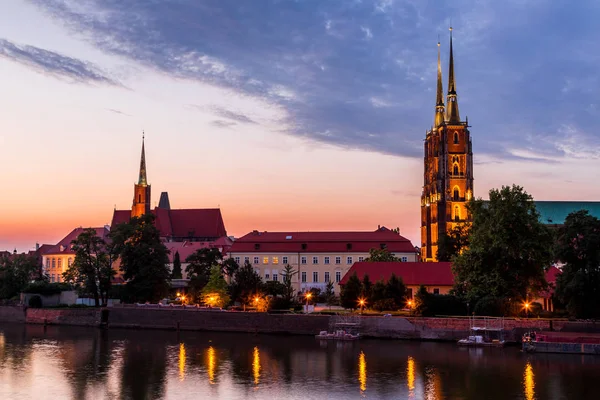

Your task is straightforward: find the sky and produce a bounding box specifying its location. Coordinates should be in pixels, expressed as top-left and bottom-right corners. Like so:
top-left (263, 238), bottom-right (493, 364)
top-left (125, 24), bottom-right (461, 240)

top-left (1, 0), bottom-right (600, 252)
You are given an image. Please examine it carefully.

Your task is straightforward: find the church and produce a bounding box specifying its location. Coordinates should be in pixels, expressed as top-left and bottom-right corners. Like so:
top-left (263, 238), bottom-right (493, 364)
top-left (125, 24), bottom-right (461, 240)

top-left (111, 137), bottom-right (231, 250)
top-left (420, 29), bottom-right (474, 262)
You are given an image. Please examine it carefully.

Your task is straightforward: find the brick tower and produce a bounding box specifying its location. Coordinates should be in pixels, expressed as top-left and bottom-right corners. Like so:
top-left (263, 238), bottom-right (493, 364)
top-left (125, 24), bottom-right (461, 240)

top-left (131, 134), bottom-right (151, 218)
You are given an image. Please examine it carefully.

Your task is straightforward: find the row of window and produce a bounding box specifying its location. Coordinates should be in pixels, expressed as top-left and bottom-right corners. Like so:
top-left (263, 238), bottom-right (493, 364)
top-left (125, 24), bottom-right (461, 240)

top-left (45, 257), bottom-right (73, 269)
top-left (49, 274), bottom-right (61, 283)
top-left (260, 270), bottom-right (342, 283)
top-left (234, 256), bottom-right (378, 265)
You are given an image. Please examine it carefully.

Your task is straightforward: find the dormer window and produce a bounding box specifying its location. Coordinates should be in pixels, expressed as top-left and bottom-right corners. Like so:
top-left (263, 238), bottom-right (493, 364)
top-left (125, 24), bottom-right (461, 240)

top-left (254, 243), bottom-right (260, 250)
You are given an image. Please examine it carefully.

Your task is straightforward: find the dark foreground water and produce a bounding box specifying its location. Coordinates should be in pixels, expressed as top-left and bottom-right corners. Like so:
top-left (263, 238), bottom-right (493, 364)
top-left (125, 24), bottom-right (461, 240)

top-left (1, 324), bottom-right (599, 400)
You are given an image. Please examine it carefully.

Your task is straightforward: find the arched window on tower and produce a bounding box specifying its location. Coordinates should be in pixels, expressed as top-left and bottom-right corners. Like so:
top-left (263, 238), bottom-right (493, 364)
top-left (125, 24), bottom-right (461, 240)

top-left (453, 132), bottom-right (459, 144)
top-left (454, 206), bottom-right (460, 222)
top-left (138, 194), bottom-right (141, 203)
top-left (453, 164), bottom-right (459, 176)
top-left (453, 187), bottom-right (459, 201)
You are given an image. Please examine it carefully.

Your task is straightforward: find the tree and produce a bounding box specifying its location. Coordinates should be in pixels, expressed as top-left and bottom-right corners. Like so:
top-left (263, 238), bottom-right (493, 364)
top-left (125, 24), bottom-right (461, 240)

top-left (62, 228), bottom-right (115, 307)
top-left (171, 251), bottom-right (182, 279)
top-left (324, 281), bottom-right (336, 309)
top-left (111, 214), bottom-right (171, 303)
top-left (453, 185), bottom-right (553, 307)
top-left (364, 248), bottom-right (401, 262)
top-left (281, 264), bottom-right (297, 304)
top-left (185, 248), bottom-right (238, 278)
top-left (436, 223), bottom-right (470, 262)
top-left (0, 253), bottom-right (39, 300)
top-left (202, 266), bottom-right (230, 308)
top-left (361, 274), bottom-right (373, 304)
top-left (385, 273), bottom-right (406, 308)
top-left (340, 272), bottom-right (362, 310)
top-left (371, 279), bottom-right (387, 304)
top-left (230, 262), bottom-right (263, 309)
top-left (555, 210), bottom-right (600, 319)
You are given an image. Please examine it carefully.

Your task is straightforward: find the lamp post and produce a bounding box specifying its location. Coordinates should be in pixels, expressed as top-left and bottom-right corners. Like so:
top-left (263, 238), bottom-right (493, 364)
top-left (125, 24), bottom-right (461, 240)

top-left (358, 298), bottom-right (366, 314)
top-left (524, 302), bottom-right (530, 318)
top-left (305, 292), bottom-right (312, 313)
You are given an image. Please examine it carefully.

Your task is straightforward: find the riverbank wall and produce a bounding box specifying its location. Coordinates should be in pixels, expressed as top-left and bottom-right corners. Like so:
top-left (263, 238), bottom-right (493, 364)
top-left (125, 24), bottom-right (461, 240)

top-left (1, 306), bottom-right (598, 342)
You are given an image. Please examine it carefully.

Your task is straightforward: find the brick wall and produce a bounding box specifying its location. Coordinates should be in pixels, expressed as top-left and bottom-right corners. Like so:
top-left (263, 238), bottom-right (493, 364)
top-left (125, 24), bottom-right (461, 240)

top-left (25, 308), bottom-right (102, 326)
top-left (0, 306), bottom-right (26, 323)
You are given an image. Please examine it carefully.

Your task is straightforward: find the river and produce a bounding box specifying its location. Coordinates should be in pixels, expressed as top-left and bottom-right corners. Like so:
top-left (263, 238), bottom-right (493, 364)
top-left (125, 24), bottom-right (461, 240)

top-left (0, 323), bottom-right (598, 399)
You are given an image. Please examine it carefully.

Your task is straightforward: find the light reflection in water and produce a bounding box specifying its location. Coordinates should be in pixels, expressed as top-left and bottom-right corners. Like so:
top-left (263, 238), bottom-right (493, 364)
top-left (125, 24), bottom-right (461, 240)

top-left (358, 351), bottom-right (367, 393)
top-left (407, 356), bottom-right (415, 391)
top-left (207, 346), bottom-right (216, 384)
top-left (524, 362), bottom-right (535, 400)
top-left (425, 366), bottom-right (442, 400)
top-left (253, 346), bottom-right (261, 385)
top-left (178, 343), bottom-right (186, 382)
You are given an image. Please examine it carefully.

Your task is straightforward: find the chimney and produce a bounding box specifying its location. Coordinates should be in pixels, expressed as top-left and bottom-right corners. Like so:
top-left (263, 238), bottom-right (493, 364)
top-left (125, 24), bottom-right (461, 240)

top-left (35, 243), bottom-right (40, 251)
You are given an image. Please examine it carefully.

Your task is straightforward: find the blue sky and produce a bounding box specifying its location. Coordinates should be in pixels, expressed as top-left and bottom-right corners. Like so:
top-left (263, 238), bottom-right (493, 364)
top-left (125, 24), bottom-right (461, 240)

top-left (1, 0), bottom-right (599, 250)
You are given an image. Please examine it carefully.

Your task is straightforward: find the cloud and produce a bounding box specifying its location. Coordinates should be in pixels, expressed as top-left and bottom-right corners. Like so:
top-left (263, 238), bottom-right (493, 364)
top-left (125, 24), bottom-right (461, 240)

top-left (210, 120), bottom-right (237, 128)
top-left (27, 0), bottom-right (600, 161)
top-left (206, 105), bottom-right (256, 124)
top-left (0, 38), bottom-right (121, 87)
top-left (106, 108), bottom-right (131, 116)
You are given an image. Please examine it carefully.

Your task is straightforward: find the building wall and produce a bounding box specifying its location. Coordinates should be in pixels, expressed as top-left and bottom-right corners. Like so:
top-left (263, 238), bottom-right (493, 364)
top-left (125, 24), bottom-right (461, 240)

top-left (405, 284), bottom-right (453, 299)
top-left (228, 251), bottom-right (419, 294)
top-left (42, 253), bottom-right (74, 282)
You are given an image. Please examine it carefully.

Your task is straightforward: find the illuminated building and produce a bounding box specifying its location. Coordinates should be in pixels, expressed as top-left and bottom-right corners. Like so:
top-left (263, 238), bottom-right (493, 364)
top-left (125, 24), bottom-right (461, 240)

top-left (421, 29), bottom-right (474, 262)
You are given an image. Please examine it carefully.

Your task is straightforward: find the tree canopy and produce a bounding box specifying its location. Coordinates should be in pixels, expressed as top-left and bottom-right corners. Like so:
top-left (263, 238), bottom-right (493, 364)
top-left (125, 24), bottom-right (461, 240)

top-left (364, 248), bottom-right (401, 262)
top-left (230, 261), bottom-right (263, 308)
top-left (452, 185), bottom-right (553, 308)
top-left (436, 223), bottom-right (470, 262)
top-left (202, 266), bottom-right (230, 308)
top-left (171, 251), bottom-right (182, 280)
top-left (555, 210), bottom-right (600, 319)
top-left (0, 253), bottom-right (39, 300)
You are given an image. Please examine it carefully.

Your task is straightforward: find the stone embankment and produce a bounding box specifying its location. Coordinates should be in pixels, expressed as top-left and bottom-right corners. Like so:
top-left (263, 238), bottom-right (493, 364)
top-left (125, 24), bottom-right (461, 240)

top-left (1, 305), bottom-right (598, 343)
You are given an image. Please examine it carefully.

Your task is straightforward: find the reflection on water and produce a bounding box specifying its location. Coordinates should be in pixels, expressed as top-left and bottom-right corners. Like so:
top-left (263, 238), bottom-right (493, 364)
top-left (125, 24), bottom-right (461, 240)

top-left (1, 324), bottom-right (599, 400)
top-left (358, 351), bottom-right (367, 393)
top-left (206, 346), bottom-right (216, 384)
top-left (524, 362), bottom-right (535, 400)
top-left (178, 343), bottom-right (186, 382)
top-left (253, 346), bottom-right (260, 385)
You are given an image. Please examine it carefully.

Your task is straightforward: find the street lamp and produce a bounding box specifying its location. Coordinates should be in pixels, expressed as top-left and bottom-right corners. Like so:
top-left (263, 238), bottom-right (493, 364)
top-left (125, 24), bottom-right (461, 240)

top-left (305, 292), bottom-right (312, 312)
top-left (524, 302), bottom-right (530, 318)
top-left (407, 299), bottom-right (413, 308)
top-left (358, 298), bottom-right (366, 314)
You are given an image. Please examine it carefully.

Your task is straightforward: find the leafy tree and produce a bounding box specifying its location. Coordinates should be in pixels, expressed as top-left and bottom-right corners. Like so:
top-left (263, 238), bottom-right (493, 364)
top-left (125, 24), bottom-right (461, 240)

top-left (202, 266), bottom-right (230, 308)
top-left (230, 262), bottom-right (263, 309)
top-left (371, 279), bottom-right (387, 304)
top-left (452, 185), bottom-right (553, 306)
top-left (385, 273), bottom-right (406, 308)
top-left (185, 248), bottom-right (239, 278)
top-left (111, 214), bottom-right (171, 303)
top-left (364, 248), bottom-right (401, 262)
top-left (62, 228), bottom-right (115, 307)
top-left (361, 274), bottom-right (373, 304)
top-left (436, 223), bottom-right (470, 262)
top-left (324, 281), bottom-right (336, 309)
top-left (281, 264), bottom-right (297, 303)
top-left (555, 210), bottom-right (600, 318)
top-left (171, 251), bottom-right (183, 279)
top-left (221, 257), bottom-right (240, 277)
top-left (414, 285), bottom-right (429, 315)
top-left (340, 272), bottom-right (362, 310)
top-left (264, 281), bottom-right (286, 297)
top-left (0, 253), bottom-right (39, 300)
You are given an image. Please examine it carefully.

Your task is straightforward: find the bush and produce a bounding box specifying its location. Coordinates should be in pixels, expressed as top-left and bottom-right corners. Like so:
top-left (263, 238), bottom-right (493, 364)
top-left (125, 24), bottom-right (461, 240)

top-left (270, 297), bottom-right (293, 310)
top-left (23, 282), bottom-right (72, 296)
top-left (415, 288), bottom-right (467, 316)
top-left (373, 298), bottom-right (397, 311)
top-left (28, 295), bottom-right (43, 308)
top-left (474, 296), bottom-right (504, 316)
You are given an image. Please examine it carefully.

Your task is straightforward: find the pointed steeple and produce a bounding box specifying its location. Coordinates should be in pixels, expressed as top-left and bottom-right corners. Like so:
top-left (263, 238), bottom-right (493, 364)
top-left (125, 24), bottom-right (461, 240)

top-left (434, 41), bottom-right (445, 129)
top-left (446, 27), bottom-right (460, 124)
top-left (138, 132), bottom-right (147, 186)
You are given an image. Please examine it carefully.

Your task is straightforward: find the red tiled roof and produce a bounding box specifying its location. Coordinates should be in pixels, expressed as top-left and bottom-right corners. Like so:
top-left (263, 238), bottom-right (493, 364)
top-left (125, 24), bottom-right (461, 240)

top-left (164, 237), bottom-right (233, 263)
top-left (545, 265), bottom-right (561, 283)
top-left (339, 262), bottom-right (454, 286)
top-left (111, 208), bottom-right (227, 239)
top-left (229, 228), bottom-right (417, 253)
top-left (37, 244), bottom-right (54, 256)
top-left (45, 227), bottom-right (110, 255)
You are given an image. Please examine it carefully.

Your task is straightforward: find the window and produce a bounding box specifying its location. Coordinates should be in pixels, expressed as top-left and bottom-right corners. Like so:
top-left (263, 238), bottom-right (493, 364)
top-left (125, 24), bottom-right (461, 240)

top-left (453, 132), bottom-right (459, 144)
top-left (282, 256), bottom-right (288, 264)
top-left (52, 258), bottom-right (56, 268)
top-left (433, 288), bottom-right (440, 295)
top-left (301, 271), bottom-right (307, 283)
top-left (265, 273), bottom-right (270, 280)
top-left (336, 271), bottom-right (341, 283)
top-left (57, 259), bottom-right (62, 269)
top-left (244, 256), bottom-right (250, 264)
top-left (45, 259), bottom-right (50, 269)
top-left (68, 258), bottom-right (73, 267)
top-left (324, 257), bottom-right (330, 265)
top-left (234, 256), bottom-right (240, 264)
top-left (51, 274), bottom-right (55, 282)
top-left (324, 272), bottom-right (330, 283)
top-left (335, 256), bottom-right (341, 265)
top-left (273, 273), bottom-right (278, 282)
top-left (56, 275), bottom-right (61, 283)
top-left (253, 256), bottom-right (259, 264)
top-left (453, 164), bottom-right (459, 175)
top-left (358, 257), bottom-right (364, 262)
top-left (273, 257), bottom-right (279, 265)
top-left (407, 288), bottom-right (413, 299)
top-left (301, 256), bottom-right (307, 265)
top-left (138, 194), bottom-right (141, 203)
top-left (313, 272), bottom-right (318, 283)
top-left (347, 256), bottom-right (353, 264)
top-left (312, 256), bottom-right (318, 264)
top-left (401, 257), bottom-right (408, 262)
top-left (453, 187), bottom-right (459, 201)
top-left (454, 206), bottom-right (460, 222)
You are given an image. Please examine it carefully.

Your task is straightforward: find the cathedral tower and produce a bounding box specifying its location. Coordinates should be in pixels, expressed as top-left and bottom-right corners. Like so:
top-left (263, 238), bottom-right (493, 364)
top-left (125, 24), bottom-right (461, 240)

top-left (420, 29), bottom-right (474, 261)
top-left (131, 134), bottom-right (151, 218)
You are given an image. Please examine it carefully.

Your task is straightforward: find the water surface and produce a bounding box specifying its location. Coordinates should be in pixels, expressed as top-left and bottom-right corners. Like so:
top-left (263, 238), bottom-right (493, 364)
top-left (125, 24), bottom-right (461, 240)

top-left (0, 324), bottom-right (598, 399)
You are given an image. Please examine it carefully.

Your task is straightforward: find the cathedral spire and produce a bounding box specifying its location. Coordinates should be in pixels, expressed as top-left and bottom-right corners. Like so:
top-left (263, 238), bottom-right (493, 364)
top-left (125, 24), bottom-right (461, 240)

top-left (138, 132), bottom-right (147, 186)
top-left (446, 27), bottom-right (460, 124)
top-left (434, 40), bottom-right (445, 128)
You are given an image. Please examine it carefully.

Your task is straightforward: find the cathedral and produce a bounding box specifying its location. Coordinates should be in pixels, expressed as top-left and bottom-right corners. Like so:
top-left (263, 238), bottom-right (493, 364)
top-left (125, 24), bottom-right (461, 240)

top-left (421, 29), bottom-right (474, 262)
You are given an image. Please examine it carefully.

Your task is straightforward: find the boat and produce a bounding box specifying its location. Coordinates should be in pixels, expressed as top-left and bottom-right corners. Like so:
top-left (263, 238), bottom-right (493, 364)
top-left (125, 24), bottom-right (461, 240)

top-left (316, 329), bottom-right (360, 341)
top-left (457, 316), bottom-right (506, 347)
top-left (522, 331), bottom-right (600, 355)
